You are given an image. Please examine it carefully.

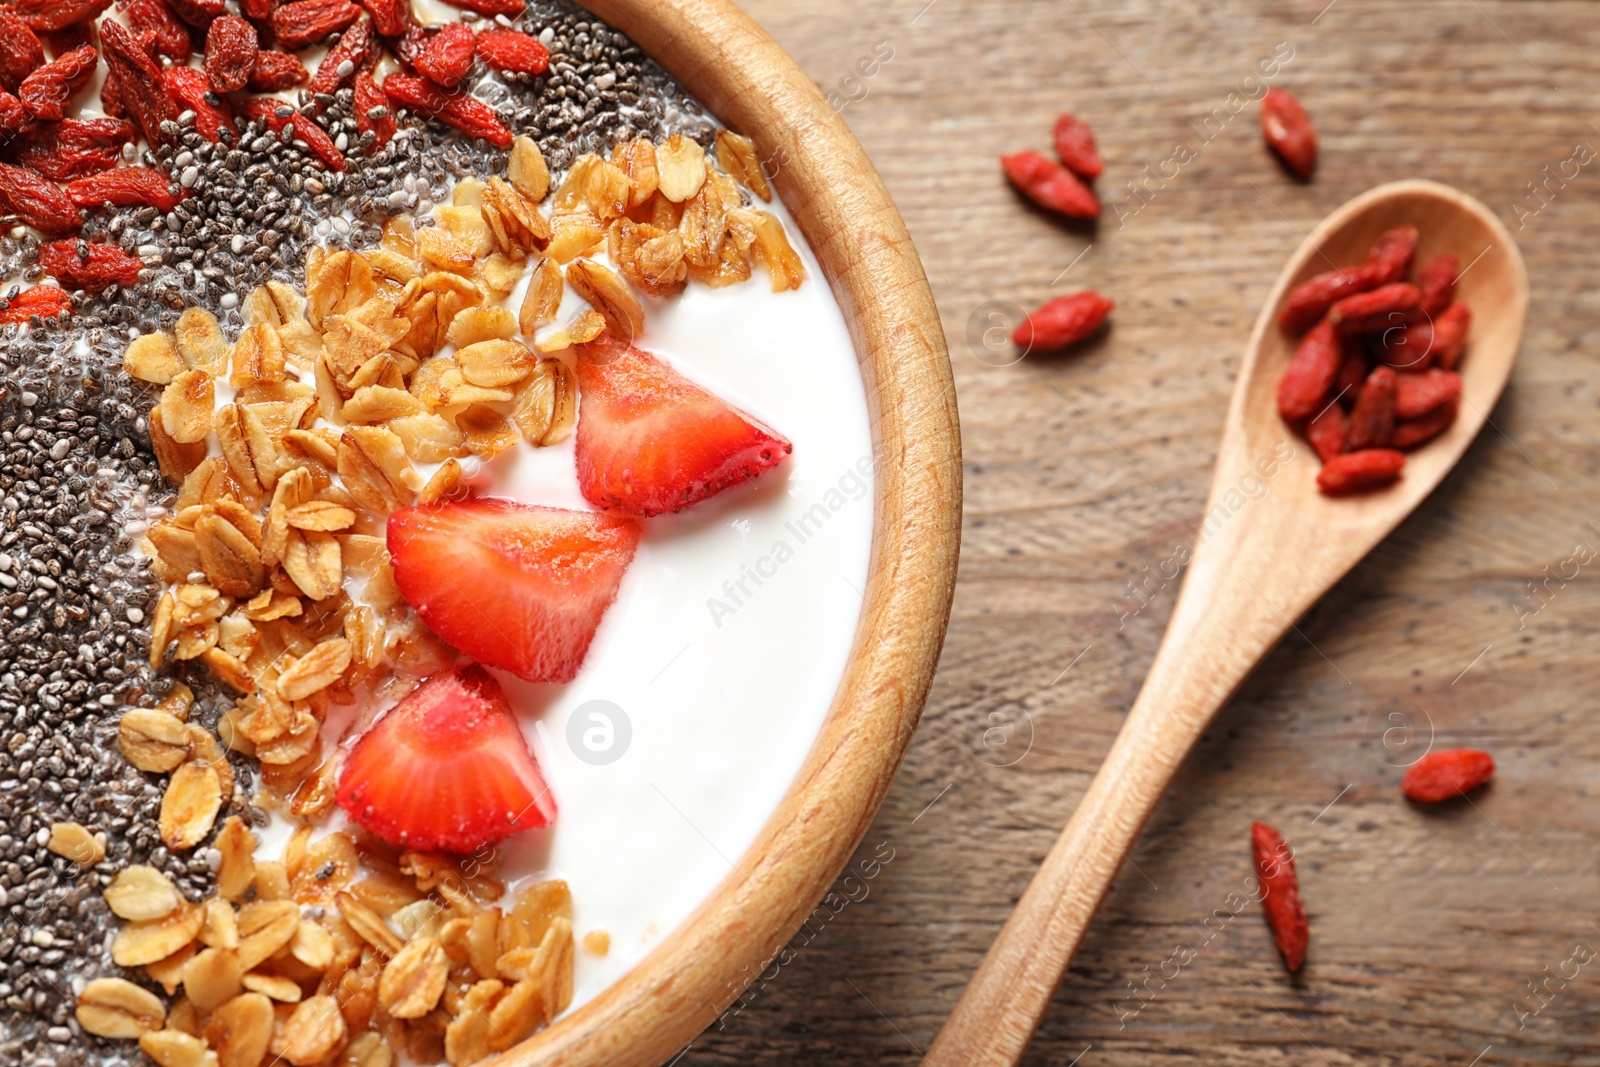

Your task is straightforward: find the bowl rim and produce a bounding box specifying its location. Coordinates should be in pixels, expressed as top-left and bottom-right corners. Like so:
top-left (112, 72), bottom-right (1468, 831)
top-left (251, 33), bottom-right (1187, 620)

top-left (490, 1), bottom-right (962, 1064)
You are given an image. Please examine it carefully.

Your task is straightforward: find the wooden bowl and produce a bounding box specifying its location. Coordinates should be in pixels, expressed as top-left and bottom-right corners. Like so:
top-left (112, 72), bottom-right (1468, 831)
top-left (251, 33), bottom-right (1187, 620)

top-left (490, 2), bottom-right (962, 1064)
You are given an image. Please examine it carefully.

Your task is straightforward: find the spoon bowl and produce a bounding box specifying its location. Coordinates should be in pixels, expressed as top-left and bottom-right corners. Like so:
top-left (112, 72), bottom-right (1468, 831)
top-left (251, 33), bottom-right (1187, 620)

top-left (923, 179), bottom-right (1527, 1067)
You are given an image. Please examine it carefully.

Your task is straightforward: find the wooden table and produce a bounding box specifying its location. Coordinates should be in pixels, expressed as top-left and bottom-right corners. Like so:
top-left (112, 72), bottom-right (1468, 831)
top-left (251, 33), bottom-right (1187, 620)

top-left (676, 2), bottom-right (1600, 1064)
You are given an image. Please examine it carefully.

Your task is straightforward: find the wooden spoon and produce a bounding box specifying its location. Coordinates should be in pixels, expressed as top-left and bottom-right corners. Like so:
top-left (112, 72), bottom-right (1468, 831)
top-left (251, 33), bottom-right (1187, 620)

top-left (923, 179), bottom-right (1528, 1067)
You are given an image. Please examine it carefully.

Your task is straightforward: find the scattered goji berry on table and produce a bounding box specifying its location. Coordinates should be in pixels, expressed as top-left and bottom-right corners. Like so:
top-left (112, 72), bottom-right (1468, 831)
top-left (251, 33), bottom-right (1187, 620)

top-left (247, 50), bottom-right (309, 91)
top-left (163, 64), bottom-right (235, 142)
top-left (1431, 302), bottom-right (1472, 370)
top-left (1392, 396), bottom-right (1458, 450)
top-left (0, 10), bottom-right (46, 93)
top-left (204, 15), bottom-right (259, 93)
top-left (1052, 113), bottom-right (1102, 180)
top-left (6, 0), bottom-right (114, 32)
top-left (16, 43), bottom-right (97, 121)
top-left (1307, 403), bottom-right (1347, 463)
top-left (101, 21), bottom-right (176, 147)
top-left (1000, 149), bottom-right (1099, 219)
top-left (1276, 318), bottom-right (1342, 421)
top-left (434, 0), bottom-right (523, 16)
top-left (1418, 253), bottom-right (1460, 317)
top-left (1394, 369), bottom-right (1461, 420)
top-left (1251, 822), bottom-right (1308, 973)
top-left (1279, 265), bottom-right (1379, 332)
top-left (66, 166), bottom-right (181, 211)
top-left (164, 0), bottom-right (225, 26)
top-left (1345, 365), bottom-right (1397, 451)
top-left (0, 161), bottom-right (82, 232)
top-left (414, 22), bottom-right (475, 87)
top-left (1401, 748), bottom-right (1495, 803)
top-left (1365, 225), bottom-right (1419, 287)
top-left (357, 0), bottom-right (408, 35)
top-left (37, 239), bottom-right (142, 290)
top-left (271, 0), bottom-right (359, 51)
top-left (1010, 291), bottom-right (1113, 352)
top-left (0, 284), bottom-right (70, 325)
top-left (1329, 282), bottom-right (1421, 335)
top-left (381, 72), bottom-right (510, 147)
top-left (1261, 86), bottom-right (1315, 181)
top-left (352, 71), bottom-right (394, 153)
top-left (1316, 449), bottom-right (1404, 494)
top-left (240, 96), bottom-right (346, 171)
top-left (307, 13), bottom-right (371, 97)
top-left (475, 29), bottom-right (549, 76)
top-left (12, 117), bottom-right (133, 180)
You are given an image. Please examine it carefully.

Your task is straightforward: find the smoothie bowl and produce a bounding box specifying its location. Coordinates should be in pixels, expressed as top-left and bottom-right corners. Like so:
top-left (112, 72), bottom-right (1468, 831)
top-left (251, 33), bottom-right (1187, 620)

top-left (0, 0), bottom-right (958, 1065)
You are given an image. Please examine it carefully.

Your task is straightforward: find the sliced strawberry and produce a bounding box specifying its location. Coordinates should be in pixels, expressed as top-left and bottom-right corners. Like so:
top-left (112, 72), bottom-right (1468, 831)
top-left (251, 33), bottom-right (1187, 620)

top-left (574, 338), bottom-right (793, 517)
top-left (335, 665), bottom-right (556, 853)
top-left (388, 498), bottom-right (641, 684)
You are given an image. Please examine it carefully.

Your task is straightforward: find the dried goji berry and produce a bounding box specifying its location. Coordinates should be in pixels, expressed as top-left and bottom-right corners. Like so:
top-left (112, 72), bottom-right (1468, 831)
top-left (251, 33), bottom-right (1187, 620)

top-left (394, 23), bottom-right (425, 68)
top-left (101, 21), bottom-right (176, 147)
top-left (0, 10), bottom-right (46, 93)
top-left (66, 166), bottom-right (181, 211)
top-left (16, 42), bottom-right (96, 121)
top-left (0, 161), bottom-right (81, 232)
top-left (381, 72), bottom-right (509, 147)
top-left (1372, 316), bottom-right (1433, 371)
top-left (1261, 86), bottom-right (1315, 181)
top-left (0, 284), bottom-right (70, 324)
top-left (357, 0), bottom-right (407, 35)
top-left (1052, 113), bottom-right (1102, 180)
top-left (6, 0), bottom-right (114, 33)
top-left (1276, 317), bottom-right (1341, 421)
top-left (240, 96), bottom-right (345, 171)
top-left (1345, 365), bottom-right (1397, 451)
top-left (240, 0), bottom-right (276, 22)
top-left (1334, 334), bottom-right (1367, 404)
top-left (474, 29), bottom-right (548, 76)
top-left (12, 117), bottom-right (134, 180)
top-left (42, 20), bottom-right (96, 57)
top-left (1251, 822), bottom-right (1308, 973)
top-left (1011, 291), bottom-right (1113, 352)
top-left (352, 70), bottom-right (393, 153)
top-left (1401, 747), bottom-right (1494, 803)
top-left (1307, 403), bottom-right (1347, 463)
top-left (307, 12), bottom-right (370, 98)
top-left (247, 49), bottom-right (308, 90)
top-left (413, 22), bottom-right (474, 87)
top-left (37, 239), bottom-right (143, 290)
top-left (272, 0), bottom-right (359, 51)
top-left (1431, 302), bottom-right (1472, 370)
top-left (0, 91), bottom-right (27, 138)
top-left (1392, 396), bottom-right (1458, 450)
top-left (1394, 368), bottom-right (1460, 420)
top-left (162, 64), bottom-right (235, 142)
top-left (1316, 448), bottom-right (1404, 494)
top-left (203, 15), bottom-right (259, 92)
top-left (164, 0), bottom-right (225, 27)
top-left (435, 0), bottom-right (522, 17)
top-left (119, 0), bottom-right (191, 61)
top-left (99, 63), bottom-right (125, 117)
top-left (1366, 224), bottom-right (1418, 286)
top-left (1329, 282), bottom-right (1421, 335)
top-left (1001, 149), bottom-right (1098, 219)
top-left (1279, 264), bottom-right (1379, 332)
top-left (1417, 253), bottom-right (1459, 318)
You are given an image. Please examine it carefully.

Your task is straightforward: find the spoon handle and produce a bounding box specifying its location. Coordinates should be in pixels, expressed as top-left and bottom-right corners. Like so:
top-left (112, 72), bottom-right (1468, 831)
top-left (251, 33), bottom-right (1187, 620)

top-left (923, 543), bottom-right (1300, 1067)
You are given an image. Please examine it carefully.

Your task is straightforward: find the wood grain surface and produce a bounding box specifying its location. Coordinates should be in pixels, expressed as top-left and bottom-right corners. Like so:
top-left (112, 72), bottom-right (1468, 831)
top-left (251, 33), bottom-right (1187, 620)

top-left (672, 1), bottom-right (1600, 1064)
